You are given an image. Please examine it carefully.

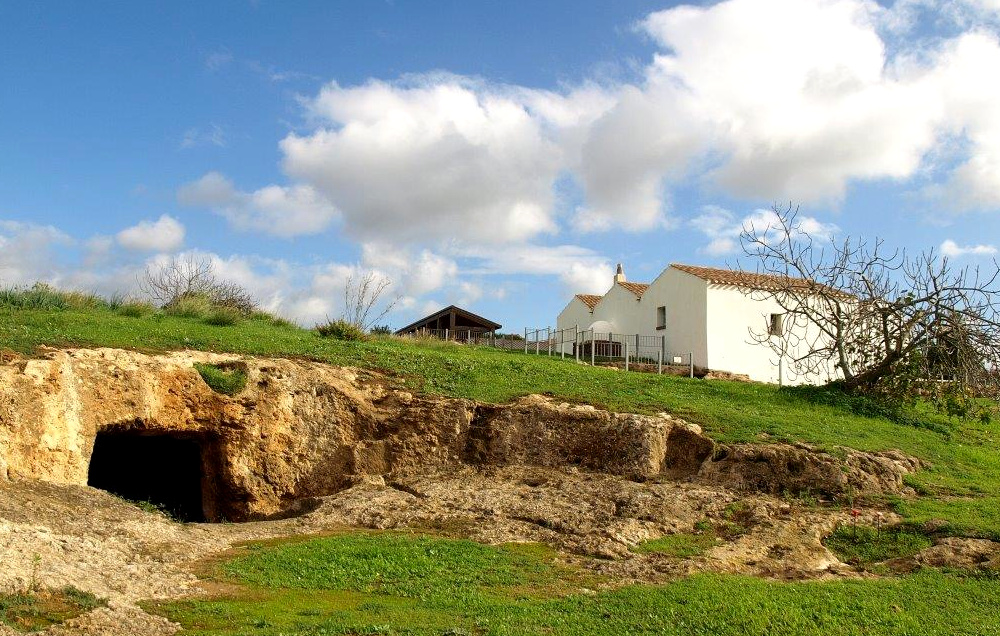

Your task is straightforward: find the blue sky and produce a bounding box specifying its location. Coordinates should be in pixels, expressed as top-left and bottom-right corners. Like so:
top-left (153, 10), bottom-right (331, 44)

top-left (2, 0), bottom-right (1000, 331)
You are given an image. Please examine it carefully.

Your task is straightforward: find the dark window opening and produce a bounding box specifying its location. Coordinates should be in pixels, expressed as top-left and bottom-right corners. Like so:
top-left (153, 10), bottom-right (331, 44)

top-left (88, 431), bottom-right (206, 523)
top-left (656, 306), bottom-right (666, 330)
top-left (769, 313), bottom-right (785, 337)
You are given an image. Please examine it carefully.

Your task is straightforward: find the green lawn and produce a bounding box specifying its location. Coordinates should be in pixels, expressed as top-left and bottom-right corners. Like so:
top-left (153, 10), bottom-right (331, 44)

top-left (3, 302), bottom-right (1000, 538)
top-left (149, 533), bottom-right (1000, 636)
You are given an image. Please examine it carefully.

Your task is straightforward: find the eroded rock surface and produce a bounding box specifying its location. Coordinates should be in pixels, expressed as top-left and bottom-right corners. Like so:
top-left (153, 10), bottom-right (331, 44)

top-left (1, 348), bottom-right (920, 522)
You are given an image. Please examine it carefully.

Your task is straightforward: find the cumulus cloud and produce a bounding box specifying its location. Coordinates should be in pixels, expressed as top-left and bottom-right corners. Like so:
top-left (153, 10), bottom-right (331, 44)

top-left (940, 238), bottom-right (998, 257)
top-left (456, 243), bottom-right (614, 294)
top-left (0, 221), bottom-right (74, 286)
top-left (689, 205), bottom-right (839, 256)
top-left (178, 172), bottom-right (339, 238)
top-left (281, 77), bottom-right (569, 245)
top-left (116, 215), bottom-right (185, 252)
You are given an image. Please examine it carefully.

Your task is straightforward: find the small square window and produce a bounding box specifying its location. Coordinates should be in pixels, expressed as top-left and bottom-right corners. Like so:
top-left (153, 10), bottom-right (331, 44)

top-left (769, 313), bottom-right (784, 336)
top-left (656, 306), bottom-right (666, 330)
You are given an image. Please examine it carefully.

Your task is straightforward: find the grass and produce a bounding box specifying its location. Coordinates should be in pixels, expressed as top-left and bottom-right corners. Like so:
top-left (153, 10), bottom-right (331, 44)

top-left (824, 524), bottom-right (934, 566)
top-left (632, 532), bottom-right (718, 558)
top-left (0, 587), bottom-right (105, 632)
top-left (194, 363), bottom-right (247, 396)
top-left (2, 293), bottom-right (1000, 537)
top-left (149, 533), bottom-right (1000, 636)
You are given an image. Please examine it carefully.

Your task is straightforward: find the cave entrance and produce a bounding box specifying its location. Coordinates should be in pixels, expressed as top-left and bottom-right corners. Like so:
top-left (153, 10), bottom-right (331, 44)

top-left (87, 431), bottom-right (207, 523)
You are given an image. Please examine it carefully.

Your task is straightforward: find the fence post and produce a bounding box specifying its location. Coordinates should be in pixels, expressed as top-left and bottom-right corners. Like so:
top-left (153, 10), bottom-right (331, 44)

top-left (689, 352), bottom-right (694, 378)
top-left (524, 328), bottom-right (528, 354)
top-left (625, 341), bottom-right (630, 372)
top-left (467, 330), bottom-right (471, 344)
top-left (560, 328), bottom-right (565, 359)
top-left (445, 328), bottom-right (449, 341)
top-left (535, 330), bottom-right (540, 355)
top-left (636, 334), bottom-right (640, 359)
top-left (657, 350), bottom-right (662, 375)
top-left (590, 329), bottom-right (595, 366)
top-left (778, 356), bottom-right (783, 386)
top-left (661, 335), bottom-right (666, 362)
top-left (574, 325), bottom-right (579, 362)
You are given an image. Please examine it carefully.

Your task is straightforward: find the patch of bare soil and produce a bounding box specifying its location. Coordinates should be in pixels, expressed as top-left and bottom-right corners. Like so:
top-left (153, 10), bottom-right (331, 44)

top-left (0, 464), bottom-right (891, 636)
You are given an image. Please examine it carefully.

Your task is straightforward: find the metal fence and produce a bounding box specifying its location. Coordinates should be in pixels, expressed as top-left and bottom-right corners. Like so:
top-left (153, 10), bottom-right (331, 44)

top-left (409, 328), bottom-right (525, 351)
top-left (524, 326), bottom-right (695, 377)
top-left (401, 325), bottom-right (695, 377)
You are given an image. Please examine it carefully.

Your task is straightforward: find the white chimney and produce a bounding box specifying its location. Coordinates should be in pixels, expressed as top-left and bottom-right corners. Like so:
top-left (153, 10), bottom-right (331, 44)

top-left (614, 263), bottom-right (626, 284)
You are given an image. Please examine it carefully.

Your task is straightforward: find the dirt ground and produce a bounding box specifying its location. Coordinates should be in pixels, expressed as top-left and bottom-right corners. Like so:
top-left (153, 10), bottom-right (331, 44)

top-left (0, 464), bottom-right (885, 636)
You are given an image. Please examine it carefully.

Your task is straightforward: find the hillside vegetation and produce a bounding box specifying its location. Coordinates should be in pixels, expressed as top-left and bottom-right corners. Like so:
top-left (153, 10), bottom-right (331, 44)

top-left (1, 287), bottom-right (998, 538)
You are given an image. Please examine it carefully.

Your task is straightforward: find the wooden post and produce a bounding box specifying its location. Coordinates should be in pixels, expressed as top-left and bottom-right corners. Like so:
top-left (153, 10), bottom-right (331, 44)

top-left (444, 328), bottom-right (449, 341)
top-left (560, 328), bottom-right (565, 359)
top-left (524, 328), bottom-right (529, 354)
top-left (625, 341), bottom-right (630, 372)
top-left (547, 327), bottom-right (552, 356)
top-left (590, 329), bottom-right (595, 366)
top-left (574, 325), bottom-right (579, 362)
top-left (657, 350), bottom-right (662, 375)
top-left (689, 352), bottom-right (694, 378)
top-left (535, 330), bottom-right (540, 355)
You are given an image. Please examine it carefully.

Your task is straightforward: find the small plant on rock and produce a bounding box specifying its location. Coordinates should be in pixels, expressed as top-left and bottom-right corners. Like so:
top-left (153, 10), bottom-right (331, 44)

top-left (194, 363), bottom-right (247, 396)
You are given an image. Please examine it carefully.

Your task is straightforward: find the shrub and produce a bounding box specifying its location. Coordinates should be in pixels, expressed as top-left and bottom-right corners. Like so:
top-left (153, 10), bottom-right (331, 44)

top-left (369, 325), bottom-right (393, 336)
top-left (249, 310), bottom-right (295, 328)
top-left (315, 319), bottom-right (366, 341)
top-left (117, 300), bottom-right (155, 318)
top-left (194, 363), bottom-right (247, 396)
top-left (204, 306), bottom-right (242, 327)
top-left (164, 293), bottom-right (214, 319)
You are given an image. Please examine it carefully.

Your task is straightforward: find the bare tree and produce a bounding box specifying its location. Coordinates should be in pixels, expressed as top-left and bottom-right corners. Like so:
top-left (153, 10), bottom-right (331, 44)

top-left (342, 270), bottom-right (399, 331)
top-left (139, 255), bottom-right (257, 315)
top-left (739, 204), bottom-right (1000, 404)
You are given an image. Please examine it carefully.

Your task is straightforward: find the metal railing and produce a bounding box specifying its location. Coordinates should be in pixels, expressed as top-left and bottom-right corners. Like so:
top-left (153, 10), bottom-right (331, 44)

top-left (401, 325), bottom-right (695, 377)
top-left (523, 326), bottom-right (695, 377)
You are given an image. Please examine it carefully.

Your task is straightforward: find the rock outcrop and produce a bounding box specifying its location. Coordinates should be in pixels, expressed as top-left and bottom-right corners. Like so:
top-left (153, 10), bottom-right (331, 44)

top-left (0, 348), bottom-right (921, 521)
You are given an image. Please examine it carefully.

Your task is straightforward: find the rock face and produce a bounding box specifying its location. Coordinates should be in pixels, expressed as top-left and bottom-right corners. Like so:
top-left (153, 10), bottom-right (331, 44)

top-left (0, 348), bottom-right (921, 522)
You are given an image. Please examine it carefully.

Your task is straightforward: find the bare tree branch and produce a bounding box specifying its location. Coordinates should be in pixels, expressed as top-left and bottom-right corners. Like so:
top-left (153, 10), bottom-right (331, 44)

top-left (739, 203), bottom-right (1000, 408)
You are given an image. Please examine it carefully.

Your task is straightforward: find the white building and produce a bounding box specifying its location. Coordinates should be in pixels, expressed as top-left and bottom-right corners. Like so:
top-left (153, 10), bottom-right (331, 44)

top-left (556, 263), bottom-right (839, 385)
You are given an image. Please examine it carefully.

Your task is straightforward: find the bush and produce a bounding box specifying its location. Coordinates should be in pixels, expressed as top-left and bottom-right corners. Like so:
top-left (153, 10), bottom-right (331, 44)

top-left (164, 293), bottom-right (214, 319)
top-left (249, 310), bottom-right (295, 329)
top-left (117, 300), bottom-right (155, 318)
top-left (194, 363), bottom-right (247, 396)
top-left (369, 325), bottom-right (393, 336)
top-left (315, 319), bottom-right (366, 341)
top-left (204, 306), bottom-right (242, 327)
top-left (0, 283), bottom-right (96, 311)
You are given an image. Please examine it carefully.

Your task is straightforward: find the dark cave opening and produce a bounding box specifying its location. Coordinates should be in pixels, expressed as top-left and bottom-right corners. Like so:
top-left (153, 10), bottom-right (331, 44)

top-left (87, 431), bottom-right (207, 523)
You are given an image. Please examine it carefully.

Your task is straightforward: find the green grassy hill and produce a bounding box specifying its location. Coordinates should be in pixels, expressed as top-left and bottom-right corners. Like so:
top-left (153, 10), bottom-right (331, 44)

top-left (3, 291), bottom-right (998, 539)
top-left (5, 289), bottom-right (1000, 634)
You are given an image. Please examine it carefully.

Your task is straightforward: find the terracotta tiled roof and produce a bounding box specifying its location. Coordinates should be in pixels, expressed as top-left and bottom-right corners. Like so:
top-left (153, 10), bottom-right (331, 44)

top-left (575, 294), bottom-right (602, 310)
top-left (617, 281), bottom-right (650, 298)
top-left (670, 263), bottom-right (840, 294)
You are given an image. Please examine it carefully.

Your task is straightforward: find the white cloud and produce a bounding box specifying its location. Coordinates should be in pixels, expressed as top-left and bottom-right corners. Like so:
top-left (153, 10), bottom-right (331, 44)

top-left (456, 243), bottom-right (614, 295)
top-left (940, 238), bottom-right (998, 257)
top-left (178, 172), bottom-right (340, 238)
top-left (116, 215), bottom-right (185, 252)
top-left (281, 76), bottom-right (567, 245)
top-left (180, 124), bottom-right (227, 149)
top-left (205, 49), bottom-right (233, 72)
top-left (689, 205), bottom-right (839, 256)
top-left (0, 221), bottom-right (74, 286)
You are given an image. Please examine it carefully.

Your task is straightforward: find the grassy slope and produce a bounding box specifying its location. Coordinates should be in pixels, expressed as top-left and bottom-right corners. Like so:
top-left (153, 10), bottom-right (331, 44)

top-left (150, 534), bottom-right (1000, 636)
top-left (4, 304), bottom-right (999, 537)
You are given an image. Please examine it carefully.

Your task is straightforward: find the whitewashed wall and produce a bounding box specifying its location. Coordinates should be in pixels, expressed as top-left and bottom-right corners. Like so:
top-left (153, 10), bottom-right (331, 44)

top-left (642, 268), bottom-right (709, 368)
top-left (555, 297), bottom-right (594, 354)
top-left (704, 286), bottom-right (840, 385)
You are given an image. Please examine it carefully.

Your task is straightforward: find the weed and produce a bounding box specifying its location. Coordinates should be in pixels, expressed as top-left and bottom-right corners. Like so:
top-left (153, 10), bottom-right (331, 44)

top-left (824, 524), bottom-right (933, 565)
top-left (203, 306), bottom-right (242, 327)
top-left (194, 363), bottom-right (247, 396)
top-left (316, 318), bottom-right (366, 341)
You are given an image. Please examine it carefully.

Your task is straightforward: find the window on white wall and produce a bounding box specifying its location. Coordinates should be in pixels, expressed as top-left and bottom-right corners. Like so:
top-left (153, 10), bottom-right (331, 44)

top-left (656, 306), bottom-right (666, 330)
top-left (769, 313), bottom-right (784, 337)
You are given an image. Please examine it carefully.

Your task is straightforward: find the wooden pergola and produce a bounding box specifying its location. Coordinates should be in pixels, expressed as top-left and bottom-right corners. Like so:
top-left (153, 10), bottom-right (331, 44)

top-left (394, 305), bottom-right (502, 337)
